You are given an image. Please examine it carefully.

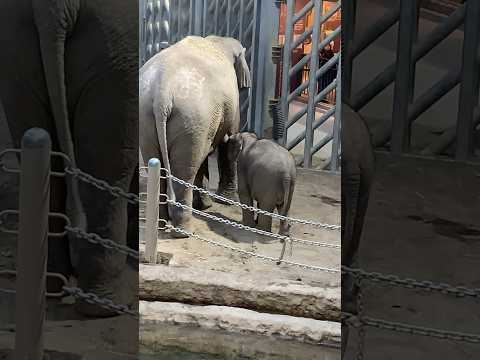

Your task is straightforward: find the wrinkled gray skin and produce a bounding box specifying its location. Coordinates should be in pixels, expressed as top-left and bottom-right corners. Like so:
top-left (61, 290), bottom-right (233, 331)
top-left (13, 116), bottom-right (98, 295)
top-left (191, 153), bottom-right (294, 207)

top-left (0, 0), bottom-right (138, 317)
top-left (140, 35), bottom-right (251, 236)
top-left (227, 133), bottom-right (296, 236)
top-left (341, 103), bottom-right (375, 358)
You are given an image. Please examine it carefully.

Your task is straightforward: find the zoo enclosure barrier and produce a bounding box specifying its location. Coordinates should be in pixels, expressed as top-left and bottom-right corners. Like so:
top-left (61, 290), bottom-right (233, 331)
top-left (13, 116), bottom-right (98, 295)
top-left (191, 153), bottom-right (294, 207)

top-left (342, 266), bottom-right (480, 359)
top-left (139, 0), bottom-right (341, 172)
top-left (279, 0), bottom-right (341, 171)
top-left (139, 0), bottom-right (258, 137)
top-left (0, 128), bottom-right (139, 360)
top-left (343, 0), bottom-right (480, 160)
top-left (139, 158), bottom-right (340, 274)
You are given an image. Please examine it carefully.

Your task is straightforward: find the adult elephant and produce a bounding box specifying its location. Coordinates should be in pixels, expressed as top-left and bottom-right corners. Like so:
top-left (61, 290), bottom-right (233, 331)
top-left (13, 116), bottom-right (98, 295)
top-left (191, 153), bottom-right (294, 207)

top-left (0, 0), bottom-right (138, 317)
top-left (140, 35), bottom-right (251, 236)
top-left (341, 102), bottom-right (375, 358)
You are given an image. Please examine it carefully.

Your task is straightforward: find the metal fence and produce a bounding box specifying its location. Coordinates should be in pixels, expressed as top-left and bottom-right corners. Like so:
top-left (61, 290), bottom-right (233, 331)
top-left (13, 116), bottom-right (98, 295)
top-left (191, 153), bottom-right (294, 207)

top-left (139, 0), bottom-right (259, 133)
top-left (0, 128), bottom-right (138, 359)
top-left (139, 158), bottom-right (340, 273)
top-left (280, 0), bottom-right (341, 170)
top-left (343, 0), bottom-right (480, 160)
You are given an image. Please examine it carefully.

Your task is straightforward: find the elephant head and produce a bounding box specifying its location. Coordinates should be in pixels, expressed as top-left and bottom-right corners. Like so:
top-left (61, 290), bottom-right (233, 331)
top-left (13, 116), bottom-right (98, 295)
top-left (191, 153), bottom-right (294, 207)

top-left (206, 35), bottom-right (251, 89)
top-left (226, 132), bottom-right (257, 161)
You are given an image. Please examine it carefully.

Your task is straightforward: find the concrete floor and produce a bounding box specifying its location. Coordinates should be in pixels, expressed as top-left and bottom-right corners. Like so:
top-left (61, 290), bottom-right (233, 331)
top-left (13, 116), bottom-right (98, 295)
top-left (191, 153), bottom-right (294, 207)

top-left (342, 153), bottom-right (480, 360)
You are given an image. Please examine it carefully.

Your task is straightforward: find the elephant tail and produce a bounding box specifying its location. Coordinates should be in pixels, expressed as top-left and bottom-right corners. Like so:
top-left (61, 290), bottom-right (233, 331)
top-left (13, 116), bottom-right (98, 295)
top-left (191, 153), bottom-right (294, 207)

top-left (32, 2), bottom-right (86, 231)
top-left (280, 176), bottom-right (294, 218)
top-left (154, 103), bottom-right (177, 211)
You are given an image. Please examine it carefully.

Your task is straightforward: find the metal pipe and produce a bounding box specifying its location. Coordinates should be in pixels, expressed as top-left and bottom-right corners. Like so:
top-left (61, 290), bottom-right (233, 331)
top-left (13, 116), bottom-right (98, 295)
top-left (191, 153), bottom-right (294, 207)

top-left (293, 0), bottom-right (315, 24)
top-left (330, 52), bottom-right (341, 171)
top-left (280, 0), bottom-right (295, 146)
top-left (351, 3), bottom-right (466, 111)
top-left (391, 0), bottom-right (418, 153)
top-left (144, 158), bottom-right (161, 264)
top-left (14, 128), bottom-right (51, 360)
top-left (287, 106), bottom-right (335, 150)
top-left (456, 0), bottom-right (480, 160)
top-left (303, 0), bottom-right (323, 168)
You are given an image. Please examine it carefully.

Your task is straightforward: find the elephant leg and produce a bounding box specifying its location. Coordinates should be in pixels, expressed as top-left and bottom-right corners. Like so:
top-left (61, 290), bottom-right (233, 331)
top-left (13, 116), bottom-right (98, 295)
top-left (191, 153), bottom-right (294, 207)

top-left (341, 323), bottom-right (349, 359)
top-left (256, 200), bottom-right (275, 233)
top-left (193, 158), bottom-right (212, 211)
top-left (239, 191), bottom-right (255, 228)
top-left (215, 141), bottom-right (239, 203)
top-left (70, 69), bottom-right (137, 317)
top-left (126, 165), bottom-right (139, 269)
top-left (0, 87), bottom-right (72, 291)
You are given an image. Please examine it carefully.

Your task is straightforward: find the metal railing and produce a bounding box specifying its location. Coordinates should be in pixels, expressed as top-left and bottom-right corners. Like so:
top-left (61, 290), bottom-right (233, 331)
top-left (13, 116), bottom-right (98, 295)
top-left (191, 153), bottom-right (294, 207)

top-left (140, 158), bottom-right (340, 273)
top-left (0, 128), bottom-right (139, 360)
top-left (343, 0), bottom-right (480, 160)
top-left (342, 266), bottom-right (480, 359)
top-left (279, 0), bottom-right (341, 170)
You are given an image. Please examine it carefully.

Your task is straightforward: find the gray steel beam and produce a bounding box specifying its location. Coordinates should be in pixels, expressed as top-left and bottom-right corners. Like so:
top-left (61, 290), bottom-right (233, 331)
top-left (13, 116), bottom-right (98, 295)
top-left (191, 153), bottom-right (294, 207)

top-left (456, 0), bottom-right (480, 160)
top-left (304, 0), bottom-right (323, 168)
top-left (391, 0), bottom-right (418, 153)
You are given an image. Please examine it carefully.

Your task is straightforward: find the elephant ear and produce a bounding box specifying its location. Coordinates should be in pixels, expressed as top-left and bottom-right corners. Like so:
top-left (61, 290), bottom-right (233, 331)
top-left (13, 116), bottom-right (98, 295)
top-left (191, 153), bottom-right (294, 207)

top-left (227, 135), bottom-right (243, 161)
top-left (234, 48), bottom-right (251, 89)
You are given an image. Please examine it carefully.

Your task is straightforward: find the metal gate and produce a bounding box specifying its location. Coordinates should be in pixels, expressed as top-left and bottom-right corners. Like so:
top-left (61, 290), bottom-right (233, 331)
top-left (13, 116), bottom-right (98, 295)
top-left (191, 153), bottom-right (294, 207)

top-left (279, 0), bottom-right (341, 170)
top-left (343, 0), bottom-right (480, 160)
top-left (139, 0), bottom-right (260, 132)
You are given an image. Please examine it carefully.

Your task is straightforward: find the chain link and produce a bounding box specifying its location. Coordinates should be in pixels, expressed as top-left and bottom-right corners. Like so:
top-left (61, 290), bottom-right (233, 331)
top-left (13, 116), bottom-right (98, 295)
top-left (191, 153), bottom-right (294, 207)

top-left (342, 312), bottom-right (480, 344)
top-left (166, 224), bottom-right (339, 274)
top-left (63, 286), bottom-right (138, 318)
top-left (168, 199), bottom-right (340, 252)
top-left (65, 226), bottom-right (139, 260)
top-left (65, 167), bottom-right (139, 204)
top-left (167, 173), bottom-right (340, 230)
top-left (342, 266), bottom-right (480, 299)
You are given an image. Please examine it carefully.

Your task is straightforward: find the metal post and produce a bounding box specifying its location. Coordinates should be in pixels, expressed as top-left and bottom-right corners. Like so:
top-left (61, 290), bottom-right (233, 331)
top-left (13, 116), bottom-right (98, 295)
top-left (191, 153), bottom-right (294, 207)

top-left (14, 128), bottom-right (51, 360)
top-left (304, 0), bottom-right (322, 168)
top-left (331, 53), bottom-right (341, 171)
top-left (144, 158), bottom-right (161, 264)
top-left (456, 0), bottom-right (480, 160)
top-left (280, 0), bottom-right (295, 146)
top-left (391, 0), bottom-right (418, 153)
top-left (342, 0), bottom-right (356, 103)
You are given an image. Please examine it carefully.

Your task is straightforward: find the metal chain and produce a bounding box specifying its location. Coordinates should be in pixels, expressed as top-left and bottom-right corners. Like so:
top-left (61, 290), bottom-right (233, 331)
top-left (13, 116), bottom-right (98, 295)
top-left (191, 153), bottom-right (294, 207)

top-left (65, 167), bottom-right (139, 204)
top-left (167, 198), bottom-right (340, 250)
top-left (63, 286), bottom-right (138, 318)
top-left (166, 224), bottom-right (339, 274)
top-left (342, 312), bottom-right (480, 344)
top-left (342, 266), bottom-right (480, 299)
top-left (167, 173), bottom-right (340, 230)
top-left (65, 226), bottom-right (139, 260)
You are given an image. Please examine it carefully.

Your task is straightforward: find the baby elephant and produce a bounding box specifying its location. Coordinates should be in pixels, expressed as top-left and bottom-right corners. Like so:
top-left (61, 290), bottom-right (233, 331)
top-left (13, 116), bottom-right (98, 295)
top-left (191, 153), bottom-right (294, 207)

top-left (227, 132), bottom-right (296, 236)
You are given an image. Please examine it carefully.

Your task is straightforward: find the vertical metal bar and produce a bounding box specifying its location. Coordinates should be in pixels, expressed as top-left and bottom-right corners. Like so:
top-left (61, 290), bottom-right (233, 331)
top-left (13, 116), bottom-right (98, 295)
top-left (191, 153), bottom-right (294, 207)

top-left (248, 0), bottom-right (260, 133)
top-left (391, 0), bottom-right (418, 154)
top-left (189, 0), bottom-right (194, 35)
top-left (177, 0), bottom-right (182, 41)
top-left (227, 0), bottom-right (232, 35)
top-left (304, 0), bottom-right (322, 168)
top-left (342, 0), bottom-right (356, 103)
top-left (456, 0), bottom-right (480, 160)
top-left (280, 0), bottom-right (296, 146)
top-left (203, 0), bottom-right (207, 36)
top-left (14, 128), bottom-right (50, 360)
top-left (168, 0), bottom-right (173, 43)
top-left (239, 0), bottom-right (245, 43)
top-left (331, 53), bottom-right (341, 171)
top-left (145, 158), bottom-right (161, 264)
top-left (214, 0), bottom-right (220, 34)
top-left (194, 0), bottom-right (204, 36)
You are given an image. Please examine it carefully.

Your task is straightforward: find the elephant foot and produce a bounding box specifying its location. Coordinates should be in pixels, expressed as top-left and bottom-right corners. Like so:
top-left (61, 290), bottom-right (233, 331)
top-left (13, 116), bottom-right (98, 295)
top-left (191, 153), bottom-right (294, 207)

top-left (214, 187), bottom-right (239, 205)
top-left (193, 191), bottom-right (213, 211)
top-left (342, 279), bottom-right (359, 316)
